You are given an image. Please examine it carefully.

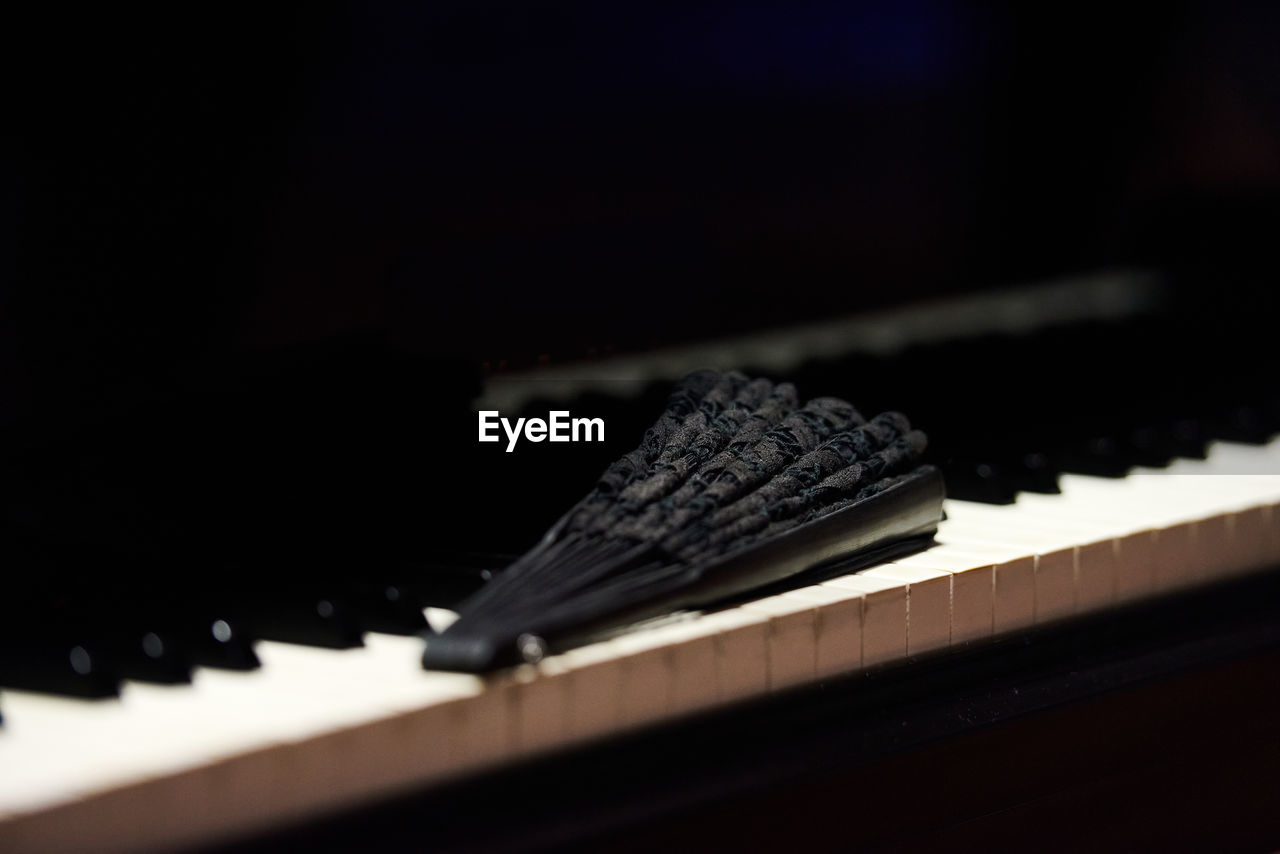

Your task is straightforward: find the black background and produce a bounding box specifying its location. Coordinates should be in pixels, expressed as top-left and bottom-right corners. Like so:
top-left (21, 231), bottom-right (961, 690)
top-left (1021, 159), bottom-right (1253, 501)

top-left (4, 3), bottom-right (1280, 850)
top-left (3, 0), bottom-right (1279, 642)
top-left (6, 2), bottom-right (1279, 390)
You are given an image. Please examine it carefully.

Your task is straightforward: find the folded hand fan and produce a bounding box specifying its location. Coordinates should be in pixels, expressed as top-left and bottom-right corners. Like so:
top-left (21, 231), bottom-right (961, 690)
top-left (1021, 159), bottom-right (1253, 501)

top-left (423, 370), bottom-right (944, 672)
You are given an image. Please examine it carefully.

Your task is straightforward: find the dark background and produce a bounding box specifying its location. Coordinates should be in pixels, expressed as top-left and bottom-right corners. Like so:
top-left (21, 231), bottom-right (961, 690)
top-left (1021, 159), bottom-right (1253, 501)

top-left (4, 5), bottom-right (1280, 848)
top-left (2, 0), bottom-right (1279, 573)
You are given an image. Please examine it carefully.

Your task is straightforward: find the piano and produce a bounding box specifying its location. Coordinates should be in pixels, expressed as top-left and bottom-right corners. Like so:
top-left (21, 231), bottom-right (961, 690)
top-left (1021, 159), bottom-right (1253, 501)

top-left (5, 2), bottom-right (1280, 852)
top-left (4, 270), bottom-right (1280, 851)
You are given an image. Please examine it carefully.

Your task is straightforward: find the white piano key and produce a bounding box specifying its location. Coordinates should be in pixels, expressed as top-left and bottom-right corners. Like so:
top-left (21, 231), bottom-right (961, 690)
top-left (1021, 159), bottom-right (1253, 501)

top-left (3, 639), bottom-right (478, 803)
top-left (944, 498), bottom-right (1128, 612)
top-left (613, 631), bottom-right (677, 729)
top-left (742, 594), bottom-right (818, 691)
top-left (1113, 530), bottom-right (1160, 603)
top-left (1075, 538), bottom-right (1119, 610)
top-left (1190, 504), bottom-right (1279, 587)
top-left (559, 638), bottom-right (628, 742)
top-left (610, 611), bottom-right (768, 729)
top-left (573, 616), bottom-right (726, 734)
top-left (249, 638), bottom-right (511, 775)
top-left (509, 658), bottom-right (571, 754)
top-left (944, 498), bottom-right (1127, 543)
top-left (1010, 469), bottom-right (1280, 600)
top-left (1152, 521), bottom-right (1202, 592)
top-left (859, 565), bottom-right (951, 655)
top-left (1186, 440), bottom-right (1280, 475)
top-left (937, 524), bottom-right (1077, 624)
top-left (991, 554), bottom-right (1036, 634)
top-left (900, 537), bottom-right (1035, 636)
top-left (1055, 478), bottom-right (1259, 598)
top-left (1189, 510), bottom-right (1233, 583)
top-left (822, 574), bottom-right (906, 667)
top-left (0, 633), bottom-right (497, 854)
top-left (891, 548), bottom-right (995, 645)
top-left (1225, 503), bottom-right (1280, 576)
top-left (653, 618), bottom-right (722, 715)
top-left (1027, 482), bottom-right (1182, 602)
top-left (696, 607), bottom-right (771, 704)
top-left (0, 696), bottom-right (130, 813)
top-left (782, 586), bottom-right (863, 679)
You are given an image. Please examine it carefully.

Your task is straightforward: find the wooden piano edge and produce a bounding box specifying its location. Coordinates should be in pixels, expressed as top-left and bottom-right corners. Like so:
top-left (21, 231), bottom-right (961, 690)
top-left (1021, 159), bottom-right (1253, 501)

top-left (3, 521), bottom-right (1280, 854)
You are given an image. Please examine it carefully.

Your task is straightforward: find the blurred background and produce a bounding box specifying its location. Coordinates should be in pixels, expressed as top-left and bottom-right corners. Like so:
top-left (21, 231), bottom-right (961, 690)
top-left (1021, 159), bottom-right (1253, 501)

top-left (2, 0), bottom-right (1279, 568)
top-left (5, 7), bottom-right (1280, 847)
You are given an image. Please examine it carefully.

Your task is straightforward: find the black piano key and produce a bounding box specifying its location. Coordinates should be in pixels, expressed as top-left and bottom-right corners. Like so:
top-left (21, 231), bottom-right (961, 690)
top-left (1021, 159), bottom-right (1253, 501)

top-left (948, 442), bottom-right (1061, 496)
top-left (1210, 403), bottom-right (1274, 445)
top-left (1168, 418), bottom-right (1210, 460)
top-left (186, 615), bottom-right (261, 670)
top-left (74, 585), bottom-right (197, 685)
top-left (1058, 436), bottom-right (1133, 478)
top-left (0, 639), bottom-right (121, 698)
top-left (941, 460), bottom-right (1019, 505)
top-left (252, 596), bottom-right (365, 649)
top-left (1008, 451), bottom-right (1061, 493)
top-left (1264, 396), bottom-right (1280, 435)
top-left (111, 628), bottom-right (192, 684)
top-left (1125, 425), bottom-right (1177, 469)
top-left (412, 564), bottom-right (498, 608)
top-left (352, 584), bottom-right (430, 635)
top-left (353, 561), bottom-right (497, 634)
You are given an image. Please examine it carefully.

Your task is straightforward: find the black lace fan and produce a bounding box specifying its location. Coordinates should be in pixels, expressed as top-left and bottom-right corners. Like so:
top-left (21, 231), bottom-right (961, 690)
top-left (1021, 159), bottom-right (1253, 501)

top-left (423, 370), bottom-right (944, 672)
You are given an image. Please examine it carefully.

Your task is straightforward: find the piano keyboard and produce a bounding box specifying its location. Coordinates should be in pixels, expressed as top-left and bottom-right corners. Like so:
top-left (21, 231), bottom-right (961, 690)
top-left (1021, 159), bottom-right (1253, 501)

top-left (3, 436), bottom-right (1279, 853)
